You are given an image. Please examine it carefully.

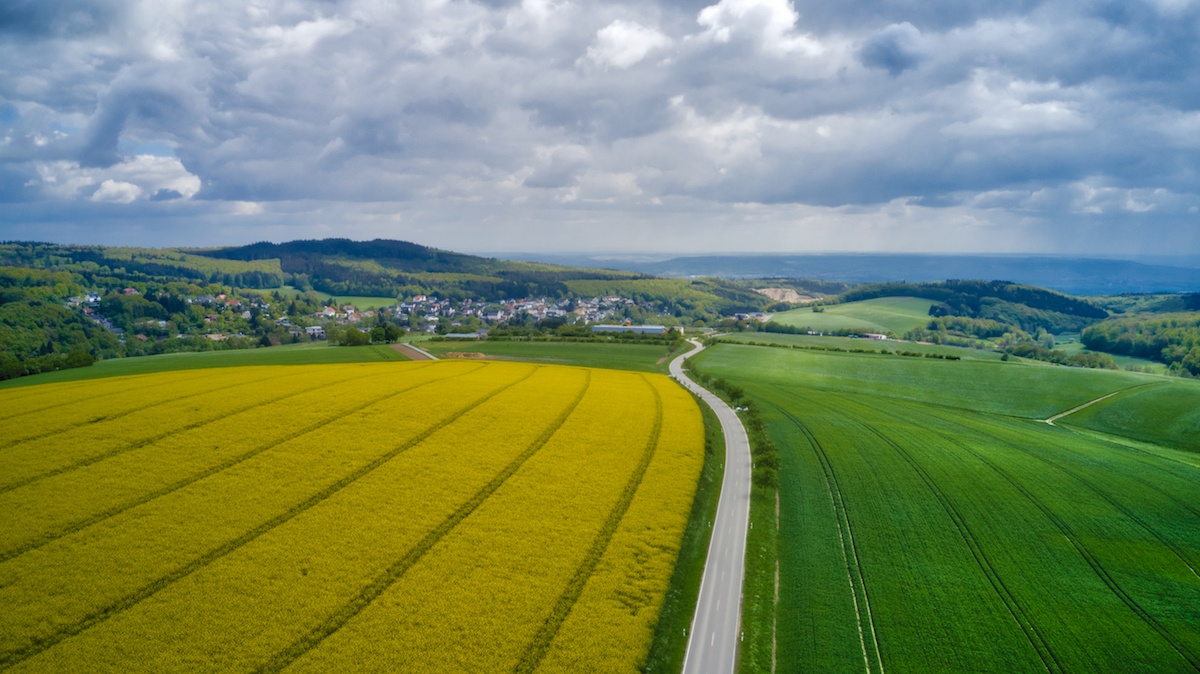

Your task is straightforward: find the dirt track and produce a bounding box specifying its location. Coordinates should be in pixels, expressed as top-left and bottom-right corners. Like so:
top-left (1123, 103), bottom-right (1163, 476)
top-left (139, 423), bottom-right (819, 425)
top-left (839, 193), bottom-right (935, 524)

top-left (389, 343), bottom-right (434, 360)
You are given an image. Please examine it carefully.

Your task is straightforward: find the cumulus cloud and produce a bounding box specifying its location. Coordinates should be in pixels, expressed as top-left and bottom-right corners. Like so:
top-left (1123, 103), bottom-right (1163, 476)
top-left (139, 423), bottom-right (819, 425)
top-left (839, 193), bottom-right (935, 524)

top-left (697, 0), bottom-right (825, 55)
top-left (0, 0), bottom-right (1197, 255)
top-left (585, 20), bottom-right (671, 68)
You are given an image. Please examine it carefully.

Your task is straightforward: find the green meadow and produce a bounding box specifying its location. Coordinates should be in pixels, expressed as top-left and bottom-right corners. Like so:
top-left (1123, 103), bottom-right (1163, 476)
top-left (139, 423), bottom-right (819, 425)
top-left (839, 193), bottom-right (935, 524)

top-left (691, 342), bottom-right (1200, 673)
top-left (0, 342), bottom-right (409, 390)
top-left (716, 331), bottom-right (1007, 360)
top-left (419, 338), bottom-right (674, 373)
top-left (770, 297), bottom-right (938, 335)
top-left (263, 286), bottom-right (399, 309)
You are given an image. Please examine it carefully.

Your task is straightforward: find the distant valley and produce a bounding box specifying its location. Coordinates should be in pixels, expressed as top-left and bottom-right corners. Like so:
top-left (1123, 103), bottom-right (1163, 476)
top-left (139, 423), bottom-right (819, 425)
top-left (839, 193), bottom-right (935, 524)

top-left (515, 253), bottom-right (1200, 296)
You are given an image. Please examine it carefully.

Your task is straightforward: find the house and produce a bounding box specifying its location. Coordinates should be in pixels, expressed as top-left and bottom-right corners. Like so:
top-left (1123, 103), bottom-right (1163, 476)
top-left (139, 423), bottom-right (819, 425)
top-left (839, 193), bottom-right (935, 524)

top-left (122, 287), bottom-right (139, 295)
top-left (864, 333), bottom-right (889, 340)
top-left (305, 326), bottom-right (326, 338)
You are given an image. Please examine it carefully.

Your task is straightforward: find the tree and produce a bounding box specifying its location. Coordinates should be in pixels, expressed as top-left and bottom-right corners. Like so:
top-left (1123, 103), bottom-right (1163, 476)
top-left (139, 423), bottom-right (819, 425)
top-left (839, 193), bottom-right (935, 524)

top-left (337, 327), bottom-right (371, 346)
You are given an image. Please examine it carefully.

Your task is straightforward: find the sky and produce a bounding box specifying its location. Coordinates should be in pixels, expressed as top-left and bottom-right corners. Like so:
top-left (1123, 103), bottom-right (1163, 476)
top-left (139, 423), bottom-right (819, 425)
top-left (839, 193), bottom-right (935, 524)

top-left (1, 0), bottom-right (1199, 256)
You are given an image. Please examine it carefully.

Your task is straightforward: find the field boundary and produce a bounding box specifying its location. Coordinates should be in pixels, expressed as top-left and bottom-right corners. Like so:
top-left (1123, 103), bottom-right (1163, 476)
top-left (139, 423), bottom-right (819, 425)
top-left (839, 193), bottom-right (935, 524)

top-left (514, 375), bottom-right (665, 673)
top-left (0, 363), bottom-right (448, 564)
top-left (257, 369), bottom-right (593, 672)
top-left (0, 364), bottom-right (537, 668)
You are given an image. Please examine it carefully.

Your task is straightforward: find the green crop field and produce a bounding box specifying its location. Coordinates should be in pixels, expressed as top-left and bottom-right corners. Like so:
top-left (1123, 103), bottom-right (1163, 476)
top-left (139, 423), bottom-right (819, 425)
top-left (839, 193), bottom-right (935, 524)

top-left (419, 339), bottom-right (675, 373)
top-left (716, 331), bottom-right (1006, 360)
top-left (266, 286), bottom-right (399, 309)
top-left (1063, 380), bottom-right (1200, 453)
top-left (770, 297), bottom-right (938, 335)
top-left (696, 343), bottom-right (1158, 419)
top-left (1054, 339), bottom-right (1167, 373)
top-left (690, 343), bottom-right (1200, 673)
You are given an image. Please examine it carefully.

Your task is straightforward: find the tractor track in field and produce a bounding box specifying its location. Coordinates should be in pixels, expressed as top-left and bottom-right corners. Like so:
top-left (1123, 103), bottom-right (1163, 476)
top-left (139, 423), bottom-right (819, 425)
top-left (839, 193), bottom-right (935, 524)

top-left (0, 369), bottom-right (320, 495)
top-left (0, 363), bottom-right (454, 564)
top-left (769, 401), bottom-right (883, 674)
top-left (934, 410), bottom-right (1200, 580)
top-left (0, 364), bottom-right (537, 670)
top-left (1060, 424), bottom-right (1200, 474)
top-left (514, 375), bottom-right (664, 674)
top-left (810, 391), bottom-right (1062, 673)
top-left (0, 374), bottom-right (176, 422)
top-left (954, 436), bottom-right (1200, 671)
top-left (257, 369), bottom-right (594, 673)
top-left (0, 369), bottom-right (304, 454)
top-left (854, 421), bottom-right (1062, 674)
top-left (867, 400), bottom-right (1200, 672)
top-left (902, 398), bottom-right (1200, 525)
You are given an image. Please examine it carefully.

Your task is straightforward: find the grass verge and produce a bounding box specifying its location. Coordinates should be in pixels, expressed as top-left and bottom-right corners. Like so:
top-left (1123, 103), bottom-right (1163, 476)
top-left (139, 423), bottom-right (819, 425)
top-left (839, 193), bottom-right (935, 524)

top-left (739, 445), bottom-right (780, 673)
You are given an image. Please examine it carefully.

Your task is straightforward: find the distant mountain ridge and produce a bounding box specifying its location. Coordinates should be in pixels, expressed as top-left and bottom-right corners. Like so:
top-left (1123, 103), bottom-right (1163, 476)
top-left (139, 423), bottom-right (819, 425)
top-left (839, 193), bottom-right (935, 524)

top-left (513, 253), bottom-right (1200, 296)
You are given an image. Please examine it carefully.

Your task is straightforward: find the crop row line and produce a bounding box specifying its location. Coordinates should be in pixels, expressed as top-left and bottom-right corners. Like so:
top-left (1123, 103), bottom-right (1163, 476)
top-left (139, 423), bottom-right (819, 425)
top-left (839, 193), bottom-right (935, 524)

top-left (0, 369), bottom-right (303, 454)
top-left (0, 373), bottom-right (209, 425)
top-left (513, 375), bottom-right (665, 674)
top-left (964, 434), bottom-right (1200, 671)
top-left (0, 363), bottom-right (529, 670)
top-left (255, 369), bottom-right (594, 673)
top-left (948, 413), bottom-right (1200, 580)
top-left (0, 369), bottom-right (337, 495)
top-left (873, 400), bottom-right (1200, 672)
top-left (853, 419), bottom-right (1061, 674)
top-left (1055, 422), bottom-right (1200, 483)
top-left (0, 362), bottom-right (448, 564)
top-left (810, 390), bottom-right (1061, 673)
top-left (768, 397), bottom-right (881, 674)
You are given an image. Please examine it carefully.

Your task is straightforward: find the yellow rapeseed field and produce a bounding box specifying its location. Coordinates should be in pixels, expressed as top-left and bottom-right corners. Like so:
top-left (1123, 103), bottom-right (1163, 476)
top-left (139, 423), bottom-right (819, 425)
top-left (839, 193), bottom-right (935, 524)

top-left (0, 360), bottom-right (703, 673)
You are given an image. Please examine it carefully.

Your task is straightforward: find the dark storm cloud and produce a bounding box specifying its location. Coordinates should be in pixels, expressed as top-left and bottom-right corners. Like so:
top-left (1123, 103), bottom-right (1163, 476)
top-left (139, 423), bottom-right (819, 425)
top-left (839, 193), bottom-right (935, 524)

top-left (859, 23), bottom-right (922, 75)
top-left (1, 0), bottom-right (1198, 254)
top-left (0, 0), bottom-right (124, 38)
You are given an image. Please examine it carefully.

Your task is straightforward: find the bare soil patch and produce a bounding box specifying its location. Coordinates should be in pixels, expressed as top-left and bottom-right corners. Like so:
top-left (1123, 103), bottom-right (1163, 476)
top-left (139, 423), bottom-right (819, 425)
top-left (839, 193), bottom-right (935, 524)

top-left (753, 288), bottom-right (819, 304)
top-left (389, 343), bottom-right (433, 360)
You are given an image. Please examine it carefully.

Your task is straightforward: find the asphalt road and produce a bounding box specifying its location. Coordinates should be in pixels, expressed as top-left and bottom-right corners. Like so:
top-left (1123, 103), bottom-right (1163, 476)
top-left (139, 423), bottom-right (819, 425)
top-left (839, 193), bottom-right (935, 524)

top-left (670, 339), bottom-right (753, 674)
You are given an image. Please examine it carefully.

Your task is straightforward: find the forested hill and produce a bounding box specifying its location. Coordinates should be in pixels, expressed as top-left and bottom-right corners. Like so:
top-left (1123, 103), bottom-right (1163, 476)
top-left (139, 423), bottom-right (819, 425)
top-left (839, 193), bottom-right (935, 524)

top-left (0, 242), bottom-right (284, 288)
top-left (204, 238), bottom-right (501, 275)
top-left (198, 238), bottom-right (648, 298)
top-left (827, 280), bottom-right (1110, 334)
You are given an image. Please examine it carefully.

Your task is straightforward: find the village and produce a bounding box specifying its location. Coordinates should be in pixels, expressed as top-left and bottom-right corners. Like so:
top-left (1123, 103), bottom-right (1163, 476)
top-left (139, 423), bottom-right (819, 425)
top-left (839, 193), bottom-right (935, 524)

top-left (68, 288), bottom-right (689, 347)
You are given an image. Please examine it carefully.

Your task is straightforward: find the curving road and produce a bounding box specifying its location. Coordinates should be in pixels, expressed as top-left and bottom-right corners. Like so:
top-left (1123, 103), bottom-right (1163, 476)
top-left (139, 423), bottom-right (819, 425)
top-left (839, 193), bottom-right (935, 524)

top-left (670, 338), bottom-right (753, 674)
